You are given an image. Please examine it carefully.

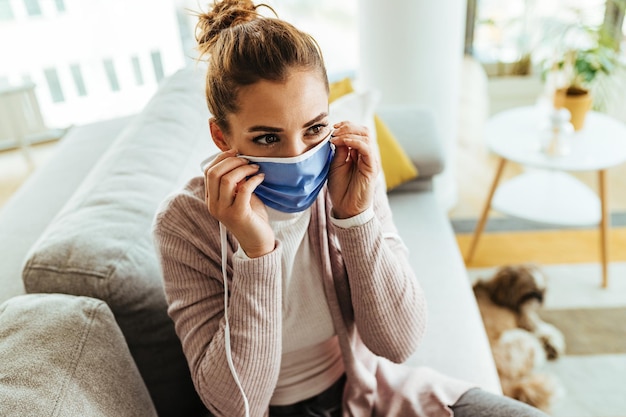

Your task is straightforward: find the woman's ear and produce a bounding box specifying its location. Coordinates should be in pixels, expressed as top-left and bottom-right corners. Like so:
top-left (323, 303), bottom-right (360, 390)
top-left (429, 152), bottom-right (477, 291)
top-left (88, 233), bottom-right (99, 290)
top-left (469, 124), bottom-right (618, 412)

top-left (209, 118), bottom-right (231, 152)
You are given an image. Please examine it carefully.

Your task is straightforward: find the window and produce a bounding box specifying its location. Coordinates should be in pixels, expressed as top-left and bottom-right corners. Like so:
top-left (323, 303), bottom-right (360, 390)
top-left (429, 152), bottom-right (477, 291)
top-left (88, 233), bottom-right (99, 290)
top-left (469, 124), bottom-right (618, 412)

top-left (103, 59), bottom-right (120, 92)
top-left (131, 55), bottom-right (144, 86)
top-left (0, 0), bottom-right (14, 21)
top-left (261, 0), bottom-right (358, 79)
top-left (610, 0), bottom-right (626, 46)
top-left (24, 0), bottom-right (42, 16)
top-left (467, 0), bottom-right (611, 76)
top-left (176, 8), bottom-right (195, 65)
top-left (43, 67), bottom-right (65, 102)
top-left (70, 64), bottom-right (86, 96)
top-left (2, 0), bottom-right (186, 127)
top-left (54, 0), bottom-right (65, 13)
top-left (174, 0), bottom-right (358, 77)
top-left (21, 73), bottom-right (33, 85)
top-left (151, 50), bottom-right (164, 82)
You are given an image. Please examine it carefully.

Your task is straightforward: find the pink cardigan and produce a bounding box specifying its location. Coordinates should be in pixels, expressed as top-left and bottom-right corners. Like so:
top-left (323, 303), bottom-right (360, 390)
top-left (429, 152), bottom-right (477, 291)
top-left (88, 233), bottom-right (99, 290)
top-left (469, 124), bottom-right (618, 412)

top-left (153, 175), bottom-right (473, 417)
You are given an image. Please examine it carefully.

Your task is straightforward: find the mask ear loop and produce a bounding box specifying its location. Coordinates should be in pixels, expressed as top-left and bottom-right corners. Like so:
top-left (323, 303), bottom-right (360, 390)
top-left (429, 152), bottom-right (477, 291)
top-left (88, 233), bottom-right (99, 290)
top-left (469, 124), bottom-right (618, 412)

top-left (220, 222), bottom-right (250, 417)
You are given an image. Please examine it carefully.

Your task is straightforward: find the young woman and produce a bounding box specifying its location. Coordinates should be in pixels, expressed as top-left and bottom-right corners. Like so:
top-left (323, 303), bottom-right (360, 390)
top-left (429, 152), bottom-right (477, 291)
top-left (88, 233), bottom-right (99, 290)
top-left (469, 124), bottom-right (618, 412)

top-left (153, 1), bottom-right (550, 416)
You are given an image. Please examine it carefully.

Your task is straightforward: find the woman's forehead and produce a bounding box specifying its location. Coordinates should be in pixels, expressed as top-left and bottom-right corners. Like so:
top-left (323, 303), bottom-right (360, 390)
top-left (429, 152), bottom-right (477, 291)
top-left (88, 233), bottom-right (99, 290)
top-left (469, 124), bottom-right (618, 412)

top-left (232, 71), bottom-right (329, 127)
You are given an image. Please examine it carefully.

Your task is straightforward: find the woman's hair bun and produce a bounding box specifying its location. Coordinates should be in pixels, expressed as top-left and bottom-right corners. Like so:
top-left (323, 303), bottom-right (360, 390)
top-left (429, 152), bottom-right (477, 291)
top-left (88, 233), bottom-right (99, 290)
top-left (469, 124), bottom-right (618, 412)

top-left (196, 0), bottom-right (260, 55)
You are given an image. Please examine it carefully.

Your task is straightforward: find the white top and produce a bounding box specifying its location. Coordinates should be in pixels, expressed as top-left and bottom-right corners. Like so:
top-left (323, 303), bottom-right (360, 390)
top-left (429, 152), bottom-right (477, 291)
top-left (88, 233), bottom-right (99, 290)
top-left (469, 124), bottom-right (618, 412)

top-left (251, 206), bottom-right (342, 405)
top-left (265, 207), bottom-right (336, 353)
top-left (486, 105), bottom-right (626, 171)
top-left (234, 204), bottom-right (374, 405)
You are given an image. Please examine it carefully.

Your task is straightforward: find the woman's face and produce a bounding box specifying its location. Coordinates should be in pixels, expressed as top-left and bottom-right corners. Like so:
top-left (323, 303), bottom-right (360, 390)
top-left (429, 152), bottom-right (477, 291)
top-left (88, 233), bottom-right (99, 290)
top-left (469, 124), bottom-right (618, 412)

top-left (211, 68), bottom-right (330, 158)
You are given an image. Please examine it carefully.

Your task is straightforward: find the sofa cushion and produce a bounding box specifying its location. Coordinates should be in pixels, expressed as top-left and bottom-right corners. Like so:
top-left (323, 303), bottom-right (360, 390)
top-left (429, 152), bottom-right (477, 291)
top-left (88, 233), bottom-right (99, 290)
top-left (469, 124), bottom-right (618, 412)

top-left (0, 293), bottom-right (158, 417)
top-left (21, 66), bottom-right (216, 417)
top-left (388, 191), bottom-right (501, 393)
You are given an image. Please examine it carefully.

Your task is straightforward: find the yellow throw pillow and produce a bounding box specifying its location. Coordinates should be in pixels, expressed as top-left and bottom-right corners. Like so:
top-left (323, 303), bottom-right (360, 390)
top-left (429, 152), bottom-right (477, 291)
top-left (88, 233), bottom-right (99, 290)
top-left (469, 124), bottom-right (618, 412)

top-left (373, 114), bottom-right (419, 190)
top-left (328, 77), bottom-right (355, 103)
top-left (329, 78), bottom-right (418, 190)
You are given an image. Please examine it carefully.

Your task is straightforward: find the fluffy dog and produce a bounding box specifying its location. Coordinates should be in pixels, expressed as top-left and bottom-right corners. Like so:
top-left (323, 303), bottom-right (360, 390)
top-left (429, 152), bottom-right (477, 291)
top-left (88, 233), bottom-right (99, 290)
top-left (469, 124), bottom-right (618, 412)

top-left (473, 264), bottom-right (565, 412)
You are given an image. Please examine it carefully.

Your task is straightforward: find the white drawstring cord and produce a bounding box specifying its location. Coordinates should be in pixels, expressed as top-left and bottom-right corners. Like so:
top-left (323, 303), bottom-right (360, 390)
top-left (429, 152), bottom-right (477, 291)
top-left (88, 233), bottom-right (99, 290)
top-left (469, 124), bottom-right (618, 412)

top-left (220, 222), bottom-right (250, 417)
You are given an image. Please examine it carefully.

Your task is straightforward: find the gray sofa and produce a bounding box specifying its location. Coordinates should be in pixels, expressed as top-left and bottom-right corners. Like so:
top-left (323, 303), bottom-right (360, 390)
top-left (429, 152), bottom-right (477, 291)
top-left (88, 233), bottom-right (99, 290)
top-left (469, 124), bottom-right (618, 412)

top-left (0, 66), bottom-right (500, 416)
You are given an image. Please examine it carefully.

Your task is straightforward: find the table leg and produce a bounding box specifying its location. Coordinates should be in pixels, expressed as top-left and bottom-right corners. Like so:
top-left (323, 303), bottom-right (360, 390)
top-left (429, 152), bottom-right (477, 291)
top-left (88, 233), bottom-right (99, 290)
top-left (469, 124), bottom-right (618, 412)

top-left (599, 169), bottom-right (609, 288)
top-left (465, 157), bottom-right (507, 264)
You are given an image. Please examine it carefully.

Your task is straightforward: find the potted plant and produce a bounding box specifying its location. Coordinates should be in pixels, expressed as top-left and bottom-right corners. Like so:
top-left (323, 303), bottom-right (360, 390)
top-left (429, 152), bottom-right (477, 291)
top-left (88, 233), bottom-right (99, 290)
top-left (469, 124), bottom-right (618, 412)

top-left (548, 25), bottom-right (621, 130)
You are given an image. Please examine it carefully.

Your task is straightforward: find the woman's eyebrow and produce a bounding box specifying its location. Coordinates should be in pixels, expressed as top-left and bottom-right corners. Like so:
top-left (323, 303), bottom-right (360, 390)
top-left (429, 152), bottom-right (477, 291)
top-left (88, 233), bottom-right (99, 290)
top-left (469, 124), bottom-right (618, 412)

top-left (302, 112), bottom-right (328, 128)
top-left (247, 112), bottom-right (329, 132)
top-left (247, 125), bottom-right (283, 133)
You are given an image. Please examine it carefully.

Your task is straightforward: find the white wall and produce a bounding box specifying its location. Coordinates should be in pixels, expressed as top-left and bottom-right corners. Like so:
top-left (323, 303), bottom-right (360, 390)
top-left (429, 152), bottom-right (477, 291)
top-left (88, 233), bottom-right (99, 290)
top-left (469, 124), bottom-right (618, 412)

top-left (488, 75), bottom-right (545, 116)
top-left (357, 0), bottom-right (467, 211)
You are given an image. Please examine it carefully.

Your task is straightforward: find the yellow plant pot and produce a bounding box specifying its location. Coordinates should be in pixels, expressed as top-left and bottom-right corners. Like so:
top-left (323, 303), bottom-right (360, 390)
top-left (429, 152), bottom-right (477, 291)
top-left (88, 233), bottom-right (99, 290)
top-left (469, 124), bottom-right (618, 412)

top-left (553, 88), bottom-right (592, 131)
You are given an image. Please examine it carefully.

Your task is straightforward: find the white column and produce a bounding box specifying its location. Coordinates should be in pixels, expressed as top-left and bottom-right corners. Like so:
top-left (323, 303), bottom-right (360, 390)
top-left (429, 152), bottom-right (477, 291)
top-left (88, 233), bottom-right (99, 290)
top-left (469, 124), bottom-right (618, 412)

top-left (358, 0), bottom-right (467, 211)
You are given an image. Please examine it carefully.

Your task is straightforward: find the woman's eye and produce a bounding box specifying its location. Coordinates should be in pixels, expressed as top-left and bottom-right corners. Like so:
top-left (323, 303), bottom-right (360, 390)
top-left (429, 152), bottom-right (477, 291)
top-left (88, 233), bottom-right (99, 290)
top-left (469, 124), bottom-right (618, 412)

top-left (253, 134), bottom-right (280, 145)
top-left (307, 124), bottom-right (328, 136)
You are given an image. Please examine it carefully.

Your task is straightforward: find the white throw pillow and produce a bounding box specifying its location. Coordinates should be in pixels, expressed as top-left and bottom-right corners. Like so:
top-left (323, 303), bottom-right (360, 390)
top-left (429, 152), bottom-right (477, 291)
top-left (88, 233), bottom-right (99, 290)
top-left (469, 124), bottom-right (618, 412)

top-left (329, 90), bottom-right (385, 183)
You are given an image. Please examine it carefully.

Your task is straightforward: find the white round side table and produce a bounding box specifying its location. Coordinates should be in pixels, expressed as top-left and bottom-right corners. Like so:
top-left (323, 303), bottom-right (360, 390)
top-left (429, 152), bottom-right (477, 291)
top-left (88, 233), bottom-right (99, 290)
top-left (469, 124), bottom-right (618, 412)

top-left (465, 105), bottom-right (626, 288)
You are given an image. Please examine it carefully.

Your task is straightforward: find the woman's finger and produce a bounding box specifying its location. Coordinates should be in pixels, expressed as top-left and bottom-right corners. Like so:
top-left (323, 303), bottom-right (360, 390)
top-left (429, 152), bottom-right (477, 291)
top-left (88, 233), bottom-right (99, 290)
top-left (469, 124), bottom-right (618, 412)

top-left (205, 154), bottom-right (237, 204)
top-left (331, 135), bottom-right (372, 158)
top-left (337, 136), bottom-right (371, 153)
top-left (203, 149), bottom-right (237, 175)
top-left (334, 136), bottom-right (377, 172)
top-left (206, 157), bottom-right (258, 206)
top-left (332, 122), bottom-right (370, 139)
top-left (330, 133), bottom-right (371, 148)
top-left (217, 163), bottom-right (260, 203)
top-left (231, 172), bottom-right (265, 210)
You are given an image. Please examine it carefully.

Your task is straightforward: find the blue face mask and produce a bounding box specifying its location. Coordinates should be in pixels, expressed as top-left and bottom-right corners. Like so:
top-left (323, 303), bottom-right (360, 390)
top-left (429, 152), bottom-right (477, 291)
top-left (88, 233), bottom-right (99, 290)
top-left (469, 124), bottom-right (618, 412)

top-left (241, 134), bottom-right (334, 213)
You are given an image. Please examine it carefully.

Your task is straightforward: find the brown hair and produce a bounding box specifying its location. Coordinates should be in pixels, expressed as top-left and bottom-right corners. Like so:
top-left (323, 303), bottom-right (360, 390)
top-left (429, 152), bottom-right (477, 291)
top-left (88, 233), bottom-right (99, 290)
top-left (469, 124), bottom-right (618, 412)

top-left (195, 0), bottom-right (329, 133)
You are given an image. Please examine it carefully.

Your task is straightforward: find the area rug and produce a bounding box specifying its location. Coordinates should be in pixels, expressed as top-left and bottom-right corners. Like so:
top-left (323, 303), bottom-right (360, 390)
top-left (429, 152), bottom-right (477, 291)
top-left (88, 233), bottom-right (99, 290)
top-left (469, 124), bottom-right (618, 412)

top-left (538, 307), bottom-right (626, 355)
top-left (451, 212), bottom-right (626, 234)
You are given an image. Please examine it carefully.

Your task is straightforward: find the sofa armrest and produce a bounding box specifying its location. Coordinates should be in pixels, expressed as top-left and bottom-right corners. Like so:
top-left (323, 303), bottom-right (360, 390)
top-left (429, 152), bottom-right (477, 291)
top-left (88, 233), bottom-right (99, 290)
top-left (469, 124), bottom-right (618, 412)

top-left (377, 107), bottom-right (444, 192)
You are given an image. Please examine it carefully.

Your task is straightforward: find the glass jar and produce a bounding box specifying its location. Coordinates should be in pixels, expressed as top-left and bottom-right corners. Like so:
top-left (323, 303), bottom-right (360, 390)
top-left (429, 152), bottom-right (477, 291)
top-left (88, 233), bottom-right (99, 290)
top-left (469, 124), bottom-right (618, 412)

top-left (541, 108), bottom-right (574, 157)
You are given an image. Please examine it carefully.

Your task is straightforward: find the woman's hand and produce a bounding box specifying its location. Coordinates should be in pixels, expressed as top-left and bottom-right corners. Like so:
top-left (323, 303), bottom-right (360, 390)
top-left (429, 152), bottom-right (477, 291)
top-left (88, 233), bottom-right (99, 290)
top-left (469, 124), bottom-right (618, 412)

top-left (204, 150), bottom-right (275, 258)
top-left (328, 121), bottom-right (380, 219)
